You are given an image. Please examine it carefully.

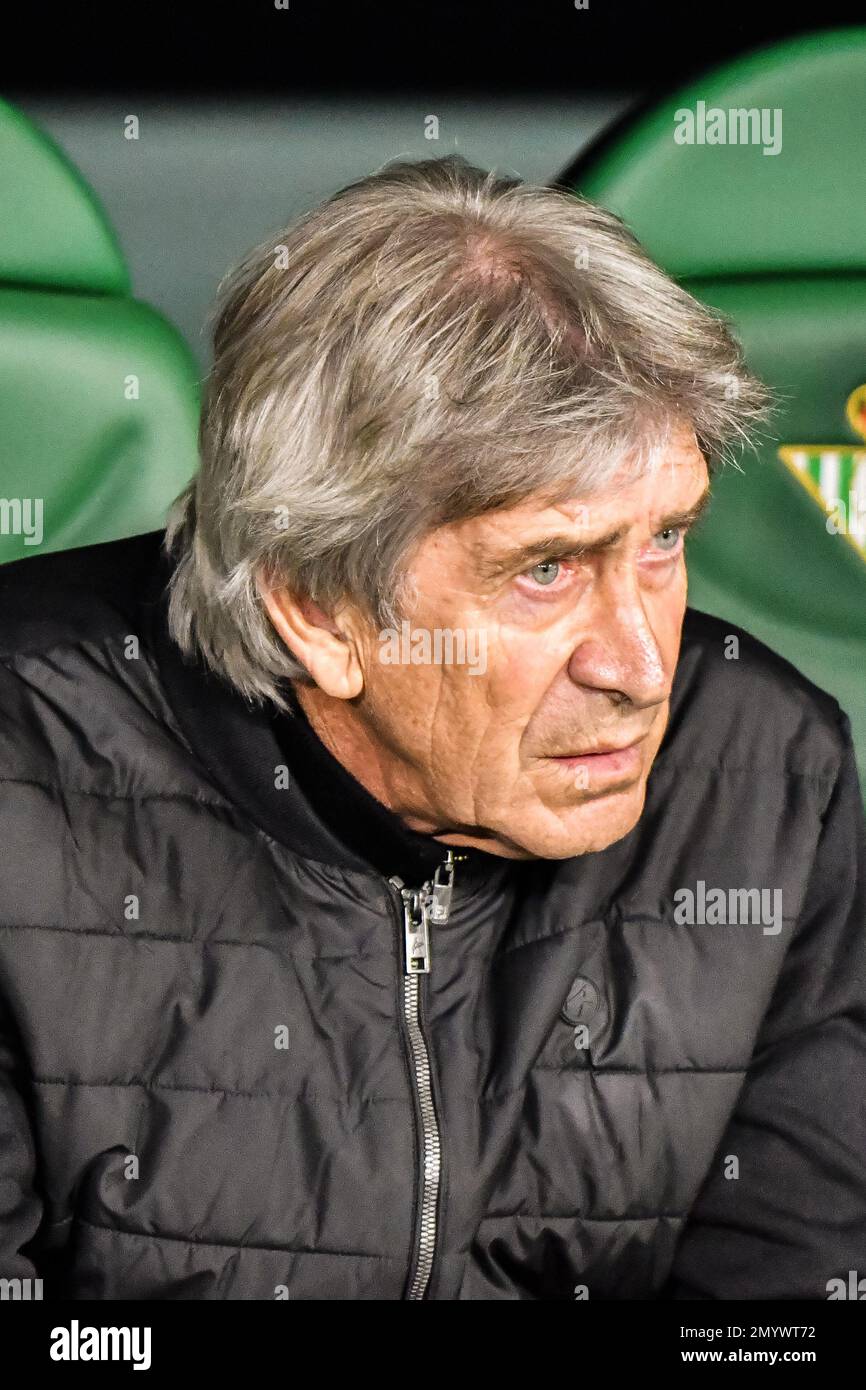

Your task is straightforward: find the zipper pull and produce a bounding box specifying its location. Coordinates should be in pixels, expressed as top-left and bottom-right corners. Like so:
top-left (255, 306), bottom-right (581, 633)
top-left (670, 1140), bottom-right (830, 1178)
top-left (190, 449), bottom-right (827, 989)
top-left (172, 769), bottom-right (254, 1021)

top-left (428, 849), bottom-right (460, 924)
top-left (390, 852), bottom-right (466, 976)
top-left (399, 886), bottom-right (432, 975)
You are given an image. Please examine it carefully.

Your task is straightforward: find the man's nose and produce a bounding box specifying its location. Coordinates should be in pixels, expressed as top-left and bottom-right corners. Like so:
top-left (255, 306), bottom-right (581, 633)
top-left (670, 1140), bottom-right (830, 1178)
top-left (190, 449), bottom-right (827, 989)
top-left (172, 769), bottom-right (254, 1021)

top-left (566, 583), bottom-right (672, 710)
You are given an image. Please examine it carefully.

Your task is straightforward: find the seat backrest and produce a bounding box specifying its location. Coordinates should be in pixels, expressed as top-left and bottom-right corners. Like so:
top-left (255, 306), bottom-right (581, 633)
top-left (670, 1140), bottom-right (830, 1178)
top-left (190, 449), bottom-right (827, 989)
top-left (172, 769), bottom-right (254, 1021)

top-left (0, 98), bottom-right (200, 565)
top-left (560, 28), bottom-right (866, 796)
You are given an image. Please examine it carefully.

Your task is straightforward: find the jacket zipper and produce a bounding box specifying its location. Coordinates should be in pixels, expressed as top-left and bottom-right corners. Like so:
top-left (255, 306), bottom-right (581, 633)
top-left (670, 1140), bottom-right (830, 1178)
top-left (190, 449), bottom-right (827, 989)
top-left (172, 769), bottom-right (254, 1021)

top-left (388, 849), bottom-right (460, 1300)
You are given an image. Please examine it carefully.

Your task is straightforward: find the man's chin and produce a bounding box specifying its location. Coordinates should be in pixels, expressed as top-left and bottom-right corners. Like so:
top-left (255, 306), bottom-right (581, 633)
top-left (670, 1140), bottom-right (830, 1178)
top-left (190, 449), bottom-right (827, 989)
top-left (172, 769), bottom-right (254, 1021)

top-left (521, 778), bottom-right (648, 859)
top-left (437, 778), bottom-right (647, 861)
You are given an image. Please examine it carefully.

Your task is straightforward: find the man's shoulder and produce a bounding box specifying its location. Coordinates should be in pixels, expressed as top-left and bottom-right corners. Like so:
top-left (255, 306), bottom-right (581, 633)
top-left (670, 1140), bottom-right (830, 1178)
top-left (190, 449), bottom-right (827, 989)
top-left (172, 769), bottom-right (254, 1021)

top-left (667, 607), bottom-right (850, 782)
top-left (0, 529), bottom-right (167, 661)
top-left (0, 530), bottom-right (185, 790)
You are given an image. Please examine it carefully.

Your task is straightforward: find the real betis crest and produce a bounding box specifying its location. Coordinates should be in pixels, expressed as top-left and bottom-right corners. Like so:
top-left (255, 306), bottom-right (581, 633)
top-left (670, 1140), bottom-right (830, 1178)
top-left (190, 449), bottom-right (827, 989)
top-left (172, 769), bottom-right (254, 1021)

top-left (778, 385), bottom-right (866, 562)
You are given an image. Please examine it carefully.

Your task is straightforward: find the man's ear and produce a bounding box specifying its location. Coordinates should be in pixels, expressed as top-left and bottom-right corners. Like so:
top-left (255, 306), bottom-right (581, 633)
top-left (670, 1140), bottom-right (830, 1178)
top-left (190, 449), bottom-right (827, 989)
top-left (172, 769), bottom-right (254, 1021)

top-left (257, 579), bottom-right (365, 700)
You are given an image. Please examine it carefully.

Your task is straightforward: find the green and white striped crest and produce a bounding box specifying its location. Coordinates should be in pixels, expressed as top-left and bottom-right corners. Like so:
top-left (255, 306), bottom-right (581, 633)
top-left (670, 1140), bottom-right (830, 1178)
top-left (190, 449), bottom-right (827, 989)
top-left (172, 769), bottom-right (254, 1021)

top-left (778, 386), bottom-right (866, 563)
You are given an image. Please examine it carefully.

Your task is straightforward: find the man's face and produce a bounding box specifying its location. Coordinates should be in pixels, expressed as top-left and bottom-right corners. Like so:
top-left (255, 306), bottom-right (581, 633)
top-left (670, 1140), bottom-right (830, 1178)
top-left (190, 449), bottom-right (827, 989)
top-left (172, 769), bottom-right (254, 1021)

top-left (344, 429), bottom-right (709, 859)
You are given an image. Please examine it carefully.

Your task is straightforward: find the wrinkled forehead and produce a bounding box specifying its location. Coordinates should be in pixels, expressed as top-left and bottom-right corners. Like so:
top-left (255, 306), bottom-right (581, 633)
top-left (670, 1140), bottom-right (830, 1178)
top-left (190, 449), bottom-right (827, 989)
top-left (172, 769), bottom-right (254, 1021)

top-left (547, 435), bottom-right (709, 525)
top-left (452, 430), bottom-right (708, 544)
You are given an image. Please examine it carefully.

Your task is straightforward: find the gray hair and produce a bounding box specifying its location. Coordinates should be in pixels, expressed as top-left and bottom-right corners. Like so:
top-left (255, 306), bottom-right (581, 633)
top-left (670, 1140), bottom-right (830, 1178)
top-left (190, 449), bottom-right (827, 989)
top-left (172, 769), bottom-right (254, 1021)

top-left (164, 153), bottom-right (768, 708)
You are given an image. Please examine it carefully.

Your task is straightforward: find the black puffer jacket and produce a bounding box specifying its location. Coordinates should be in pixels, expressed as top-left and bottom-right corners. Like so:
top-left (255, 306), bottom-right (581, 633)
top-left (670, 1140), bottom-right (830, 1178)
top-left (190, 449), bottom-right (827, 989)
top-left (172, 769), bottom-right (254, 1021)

top-left (0, 530), bottom-right (864, 1300)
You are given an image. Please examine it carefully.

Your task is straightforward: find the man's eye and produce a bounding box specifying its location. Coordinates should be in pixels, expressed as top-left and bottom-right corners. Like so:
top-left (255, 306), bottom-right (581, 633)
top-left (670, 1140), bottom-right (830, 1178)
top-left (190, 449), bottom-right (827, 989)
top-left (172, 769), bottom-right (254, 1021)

top-left (653, 526), bottom-right (682, 552)
top-left (529, 559), bottom-right (561, 586)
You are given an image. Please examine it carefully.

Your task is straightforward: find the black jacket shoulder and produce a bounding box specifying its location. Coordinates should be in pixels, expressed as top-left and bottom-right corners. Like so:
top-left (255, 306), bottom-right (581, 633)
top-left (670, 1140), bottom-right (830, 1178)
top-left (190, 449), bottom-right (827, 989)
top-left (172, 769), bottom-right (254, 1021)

top-left (668, 606), bottom-right (849, 787)
top-left (0, 529), bottom-right (166, 660)
top-left (0, 530), bottom-right (189, 794)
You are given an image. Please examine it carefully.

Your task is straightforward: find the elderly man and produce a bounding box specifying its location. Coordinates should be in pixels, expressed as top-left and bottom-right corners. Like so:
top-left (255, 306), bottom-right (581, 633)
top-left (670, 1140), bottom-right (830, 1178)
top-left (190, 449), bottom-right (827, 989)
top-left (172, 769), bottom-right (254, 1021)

top-left (0, 155), bottom-right (864, 1301)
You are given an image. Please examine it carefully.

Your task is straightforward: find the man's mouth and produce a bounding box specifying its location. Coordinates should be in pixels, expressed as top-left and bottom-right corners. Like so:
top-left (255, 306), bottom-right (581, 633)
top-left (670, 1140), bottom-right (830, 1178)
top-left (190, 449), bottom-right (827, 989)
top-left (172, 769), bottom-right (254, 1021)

top-left (545, 736), bottom-right (647, 782)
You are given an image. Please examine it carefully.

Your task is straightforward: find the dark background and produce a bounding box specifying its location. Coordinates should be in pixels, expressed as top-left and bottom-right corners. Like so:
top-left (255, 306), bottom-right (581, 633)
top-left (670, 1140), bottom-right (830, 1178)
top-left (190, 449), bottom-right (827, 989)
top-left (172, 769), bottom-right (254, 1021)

top-left (4, 0), bottom-right (865, 98)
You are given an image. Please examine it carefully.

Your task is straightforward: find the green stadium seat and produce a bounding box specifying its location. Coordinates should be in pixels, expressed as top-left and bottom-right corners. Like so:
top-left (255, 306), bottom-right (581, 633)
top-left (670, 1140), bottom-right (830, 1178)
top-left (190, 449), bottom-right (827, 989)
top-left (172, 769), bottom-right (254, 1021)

top-left (0, 98), bottom-right (200, 565)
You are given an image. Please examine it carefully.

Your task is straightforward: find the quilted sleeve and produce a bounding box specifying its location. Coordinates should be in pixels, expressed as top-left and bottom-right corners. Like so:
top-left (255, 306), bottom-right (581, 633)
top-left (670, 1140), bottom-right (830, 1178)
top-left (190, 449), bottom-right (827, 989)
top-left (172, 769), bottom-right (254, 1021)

top-left (665, 711), bottom-right (866, 1299)
top-left (0, 991), bottom-right (43, 1282)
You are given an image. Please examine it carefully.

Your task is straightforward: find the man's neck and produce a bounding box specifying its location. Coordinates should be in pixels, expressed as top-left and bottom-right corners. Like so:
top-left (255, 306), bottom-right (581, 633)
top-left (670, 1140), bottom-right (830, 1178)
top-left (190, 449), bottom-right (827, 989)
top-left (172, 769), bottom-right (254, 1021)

top-left (293, 682), bottom-right (441, 834)
top-left (290, 682), bottom-right (532, 860)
